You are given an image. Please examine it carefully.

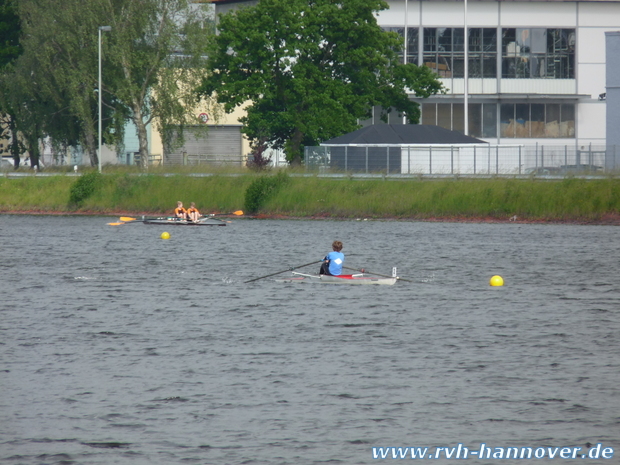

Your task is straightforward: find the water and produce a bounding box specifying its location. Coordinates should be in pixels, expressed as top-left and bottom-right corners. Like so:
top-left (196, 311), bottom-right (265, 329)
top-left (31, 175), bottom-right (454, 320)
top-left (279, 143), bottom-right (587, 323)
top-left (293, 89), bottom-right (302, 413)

top-left (1, 215), bottom-right (619, 464)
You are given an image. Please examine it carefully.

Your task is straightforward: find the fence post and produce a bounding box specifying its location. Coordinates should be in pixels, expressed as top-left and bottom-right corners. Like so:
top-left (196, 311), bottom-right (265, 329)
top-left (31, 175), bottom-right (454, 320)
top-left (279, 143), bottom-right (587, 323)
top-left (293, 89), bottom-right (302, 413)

top-left (429, 146), bottom-right (432, 175)
top-left (518, 146), bottom-right (521, 174)
top-left (474, 145), bottom-right (476, 174)
top-left (541, 145), bottom-right (544, 170)
top-left (345, 146), bottom-right (348, 172)
top-left (365, 146), bottom-right (369, 174)
top-left (565, 145), bottom-right (568, 167)
top-left (408, 146), bottom-right (411, 174)
top-left (451, 146), bottom-right (454, 174)
top-left (387, 146), bottom-right (390, 175)
top-left (496, 145), bottom-right (499, 175)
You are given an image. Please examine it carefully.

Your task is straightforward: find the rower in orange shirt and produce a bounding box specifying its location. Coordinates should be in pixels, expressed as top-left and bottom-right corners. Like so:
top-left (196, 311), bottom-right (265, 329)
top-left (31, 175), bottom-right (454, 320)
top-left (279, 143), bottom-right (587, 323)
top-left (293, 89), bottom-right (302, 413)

top-left (187, 202), bottom-right (201, 222)
top-left (174, 201), bottom-right (187, 220)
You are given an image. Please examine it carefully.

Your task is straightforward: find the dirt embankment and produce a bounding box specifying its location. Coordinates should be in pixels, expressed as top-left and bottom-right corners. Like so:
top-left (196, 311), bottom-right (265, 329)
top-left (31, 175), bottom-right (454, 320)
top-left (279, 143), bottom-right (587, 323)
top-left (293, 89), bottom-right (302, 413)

top-left (4, 209), bottom-right (620, 225)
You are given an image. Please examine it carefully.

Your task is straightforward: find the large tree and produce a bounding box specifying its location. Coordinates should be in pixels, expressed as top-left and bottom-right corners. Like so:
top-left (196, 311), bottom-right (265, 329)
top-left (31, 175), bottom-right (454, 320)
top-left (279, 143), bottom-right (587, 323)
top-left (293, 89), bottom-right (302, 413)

top-left (198, 0), bottom-right (444, 165)
top-left (7, 0), bottom-right (217, 169)
top-left (0, 0), bottom-right (23, 168)
top-left (104, 0), bottom-right (216, 167)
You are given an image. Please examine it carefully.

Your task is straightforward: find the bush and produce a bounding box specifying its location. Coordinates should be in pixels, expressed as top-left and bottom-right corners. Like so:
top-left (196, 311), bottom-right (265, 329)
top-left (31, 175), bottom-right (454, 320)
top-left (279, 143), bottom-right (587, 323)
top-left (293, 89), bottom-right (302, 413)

top-left (244, 172), bottom-right (289, 213)
top-left (69, 171), bottom-right (102, 206)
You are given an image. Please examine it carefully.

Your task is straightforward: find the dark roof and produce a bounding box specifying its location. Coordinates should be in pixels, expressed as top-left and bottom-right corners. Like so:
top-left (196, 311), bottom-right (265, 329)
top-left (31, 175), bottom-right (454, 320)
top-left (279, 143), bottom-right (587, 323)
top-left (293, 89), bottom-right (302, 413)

top-left (321, 124), bottom-right (487, 145)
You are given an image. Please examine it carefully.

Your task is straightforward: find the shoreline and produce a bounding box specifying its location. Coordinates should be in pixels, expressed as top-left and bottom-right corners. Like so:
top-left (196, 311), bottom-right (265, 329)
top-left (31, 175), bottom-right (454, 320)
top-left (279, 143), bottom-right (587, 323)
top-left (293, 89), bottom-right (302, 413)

top-left (3, 210), bottom-right (620, 225)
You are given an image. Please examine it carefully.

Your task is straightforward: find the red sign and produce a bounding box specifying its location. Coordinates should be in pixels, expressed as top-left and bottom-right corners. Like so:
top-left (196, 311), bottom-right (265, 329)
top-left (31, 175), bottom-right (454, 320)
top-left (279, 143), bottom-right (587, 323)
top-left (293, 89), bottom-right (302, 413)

top-left (199, 113), bottom-right (209, 124)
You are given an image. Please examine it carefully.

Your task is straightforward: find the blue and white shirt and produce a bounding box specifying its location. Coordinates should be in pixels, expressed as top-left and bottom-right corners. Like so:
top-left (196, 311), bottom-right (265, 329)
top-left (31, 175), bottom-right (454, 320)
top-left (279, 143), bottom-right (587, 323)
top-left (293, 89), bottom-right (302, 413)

top-left (324, 251), bottom-right (344, 276)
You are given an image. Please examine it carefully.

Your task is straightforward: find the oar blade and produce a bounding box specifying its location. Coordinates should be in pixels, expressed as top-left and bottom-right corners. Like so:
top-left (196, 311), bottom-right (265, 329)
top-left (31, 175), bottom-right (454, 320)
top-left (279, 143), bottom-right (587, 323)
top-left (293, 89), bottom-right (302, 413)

top-left (232, 210), bottom-right (243, 216)
top-left (107, 222), bottom-right (124, 226)
top-left (120, 217), bottom-right (137, 222)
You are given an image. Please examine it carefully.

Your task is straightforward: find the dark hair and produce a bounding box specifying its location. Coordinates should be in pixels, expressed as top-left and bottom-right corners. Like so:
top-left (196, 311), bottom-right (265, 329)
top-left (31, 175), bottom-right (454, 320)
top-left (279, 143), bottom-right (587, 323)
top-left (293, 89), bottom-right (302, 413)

top-left (332, 240), bottom-right (343, 252)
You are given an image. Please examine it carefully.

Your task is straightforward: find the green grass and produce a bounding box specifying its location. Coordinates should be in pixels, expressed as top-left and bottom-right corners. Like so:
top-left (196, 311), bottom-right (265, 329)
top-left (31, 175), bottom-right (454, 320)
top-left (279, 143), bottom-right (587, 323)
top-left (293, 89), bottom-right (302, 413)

top-left (1, 170), bottom-right (620, 221)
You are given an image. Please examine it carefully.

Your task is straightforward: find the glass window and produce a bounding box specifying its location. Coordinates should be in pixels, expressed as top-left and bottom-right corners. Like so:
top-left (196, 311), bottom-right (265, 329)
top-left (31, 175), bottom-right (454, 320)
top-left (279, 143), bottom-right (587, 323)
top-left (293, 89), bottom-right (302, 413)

top-left (423, 27), bottom-right (497, 78)
top-left (467, 104), bottom-right (481, 137)
top-left (560, 103), bottom-right (575, 137)
top-left (407, 27), bottom-right (419, 65)
top-left (482, 104), bottom-right (497, 138)
top-left (502, 28), bottom-right (575, 79)
top-left (422, 103), bottom-right (436, 125)
top-left (437, 104), bottom-right (452, 130)
top-left (383, 27), bottom-right (420, 65)
top-left (500, 104), bottom-right (515, 137)
top-left (499, 103), bottom-right (574, 138)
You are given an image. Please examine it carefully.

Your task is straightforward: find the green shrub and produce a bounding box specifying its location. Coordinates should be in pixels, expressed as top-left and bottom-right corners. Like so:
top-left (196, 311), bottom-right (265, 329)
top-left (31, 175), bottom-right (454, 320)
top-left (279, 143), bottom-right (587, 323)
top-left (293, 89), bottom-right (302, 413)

top-left (244, 172), bottom-right (289, 213)
top-left (69, 171), bottom-right (102, 206)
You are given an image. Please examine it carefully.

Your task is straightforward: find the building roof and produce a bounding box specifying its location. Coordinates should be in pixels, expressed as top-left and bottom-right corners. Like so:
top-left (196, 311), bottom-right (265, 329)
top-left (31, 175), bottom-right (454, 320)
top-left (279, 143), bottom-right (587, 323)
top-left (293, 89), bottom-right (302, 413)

top-left (321, 125), bottom-right (487, 145)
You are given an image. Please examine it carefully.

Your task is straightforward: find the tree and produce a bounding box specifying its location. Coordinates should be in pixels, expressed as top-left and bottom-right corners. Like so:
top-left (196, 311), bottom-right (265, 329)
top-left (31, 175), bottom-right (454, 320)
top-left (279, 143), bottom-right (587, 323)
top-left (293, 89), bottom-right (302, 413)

top-left (6, 0), bottom-right (218, 169)
top-left (198, 0), bottom-right (444, 165)
top-left (103, 0), bottom-right (218, 167)
top-left (0, 0), bottom-right (23, 168)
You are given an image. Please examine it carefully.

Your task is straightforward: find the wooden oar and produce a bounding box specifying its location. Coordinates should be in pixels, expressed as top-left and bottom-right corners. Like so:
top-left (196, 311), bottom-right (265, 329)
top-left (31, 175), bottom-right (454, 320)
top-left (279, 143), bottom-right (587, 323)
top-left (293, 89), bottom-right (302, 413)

top-left (342, 266), bottom-right (413, 282)
top-left (245, 260), bottom-right (322, 283)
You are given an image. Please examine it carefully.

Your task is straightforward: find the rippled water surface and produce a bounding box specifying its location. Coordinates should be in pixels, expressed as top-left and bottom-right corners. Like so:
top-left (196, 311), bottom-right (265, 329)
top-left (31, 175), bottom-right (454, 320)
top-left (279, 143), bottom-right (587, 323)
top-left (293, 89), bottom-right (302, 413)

top-left (1, 215), bottom-right (619, 464)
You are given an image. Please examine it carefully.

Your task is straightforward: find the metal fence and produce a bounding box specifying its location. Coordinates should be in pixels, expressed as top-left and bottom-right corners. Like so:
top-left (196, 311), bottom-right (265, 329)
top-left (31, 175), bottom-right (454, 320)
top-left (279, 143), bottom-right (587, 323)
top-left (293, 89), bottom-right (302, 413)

top-left (305, 144), bottom-right (619, 176)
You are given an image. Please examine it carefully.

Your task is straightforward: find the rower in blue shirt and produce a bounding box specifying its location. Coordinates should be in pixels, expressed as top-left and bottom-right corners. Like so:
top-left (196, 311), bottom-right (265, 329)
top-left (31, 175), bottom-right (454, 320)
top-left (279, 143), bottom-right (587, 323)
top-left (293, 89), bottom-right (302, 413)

top-left (319, 240), bottom-right (344, 276)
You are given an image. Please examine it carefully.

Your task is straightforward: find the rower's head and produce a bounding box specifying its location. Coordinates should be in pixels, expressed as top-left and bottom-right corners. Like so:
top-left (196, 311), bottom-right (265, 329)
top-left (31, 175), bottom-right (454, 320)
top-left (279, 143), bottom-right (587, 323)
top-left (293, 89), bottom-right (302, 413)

top-left (190, 202), bottom-right (196, 207)
top-left (332, 241), bottom-right (343, 252)
top-left (177, 201), bottom-right (183, 207)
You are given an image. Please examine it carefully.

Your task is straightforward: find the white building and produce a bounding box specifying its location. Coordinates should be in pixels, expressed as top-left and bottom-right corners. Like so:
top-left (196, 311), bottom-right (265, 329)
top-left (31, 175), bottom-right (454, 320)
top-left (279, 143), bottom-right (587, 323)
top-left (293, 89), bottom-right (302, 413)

top-left (211, 0), bottom-right (619, 163)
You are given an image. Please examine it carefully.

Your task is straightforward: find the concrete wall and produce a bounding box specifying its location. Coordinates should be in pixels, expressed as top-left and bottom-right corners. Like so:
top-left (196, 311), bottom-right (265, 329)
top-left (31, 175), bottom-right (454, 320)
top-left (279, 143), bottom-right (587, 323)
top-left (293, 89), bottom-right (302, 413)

top-left (606, 31), bottom-right (620, 169)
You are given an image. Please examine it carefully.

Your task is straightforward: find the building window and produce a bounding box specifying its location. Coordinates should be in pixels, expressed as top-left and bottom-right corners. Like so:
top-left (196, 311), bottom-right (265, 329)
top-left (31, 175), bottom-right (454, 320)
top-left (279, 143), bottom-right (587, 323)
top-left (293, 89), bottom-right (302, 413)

top-left (423, 28), bottom-right (497, 78)
top-left (502, 28), bottom-right (575, 79)
top-left (500, 103), bottom-right (575, 137)
top-left (383, 27), bottom-right (419, 65)
top-left (422, 103), bottom-right (497, 138)
top-left (469, 28), bottom-right (497, 78)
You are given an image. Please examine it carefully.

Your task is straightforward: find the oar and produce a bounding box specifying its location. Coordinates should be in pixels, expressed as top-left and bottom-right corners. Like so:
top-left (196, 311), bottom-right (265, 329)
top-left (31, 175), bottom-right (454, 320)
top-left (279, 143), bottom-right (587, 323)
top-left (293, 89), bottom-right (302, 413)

top-left (107, 216), bottom-right (144, 226)
top-left (210, 210), bottom-right (243, 217)
top-left (245, 260), bottom-right (322, 283)
top-left (342, 266), bottom-right (413, 282)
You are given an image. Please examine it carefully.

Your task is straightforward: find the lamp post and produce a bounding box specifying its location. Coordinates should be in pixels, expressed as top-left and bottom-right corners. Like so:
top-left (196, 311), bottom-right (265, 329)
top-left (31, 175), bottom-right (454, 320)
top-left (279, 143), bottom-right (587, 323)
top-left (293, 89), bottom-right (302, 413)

top-left (98, 26), bottom-right (111, 173)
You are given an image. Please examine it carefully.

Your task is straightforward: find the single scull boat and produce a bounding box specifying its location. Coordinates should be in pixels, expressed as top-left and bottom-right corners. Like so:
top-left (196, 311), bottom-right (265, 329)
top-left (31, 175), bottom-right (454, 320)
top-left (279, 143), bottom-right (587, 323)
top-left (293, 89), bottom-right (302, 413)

top-left (275, 267), bottom-right (400, 285)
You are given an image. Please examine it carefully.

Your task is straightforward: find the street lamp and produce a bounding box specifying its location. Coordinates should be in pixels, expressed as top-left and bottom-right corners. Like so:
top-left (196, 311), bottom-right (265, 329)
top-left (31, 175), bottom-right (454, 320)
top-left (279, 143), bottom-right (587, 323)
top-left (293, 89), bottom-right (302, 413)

top-left (98, 26), bottom-right (111, 173)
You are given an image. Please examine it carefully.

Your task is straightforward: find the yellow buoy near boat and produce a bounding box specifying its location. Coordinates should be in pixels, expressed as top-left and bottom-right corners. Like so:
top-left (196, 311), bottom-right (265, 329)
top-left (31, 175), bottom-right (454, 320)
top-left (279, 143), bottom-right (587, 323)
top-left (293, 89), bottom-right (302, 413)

top-left (490, 275), bottom-right (504, 287)
top-left (161, 232), bottom-right (170, 240)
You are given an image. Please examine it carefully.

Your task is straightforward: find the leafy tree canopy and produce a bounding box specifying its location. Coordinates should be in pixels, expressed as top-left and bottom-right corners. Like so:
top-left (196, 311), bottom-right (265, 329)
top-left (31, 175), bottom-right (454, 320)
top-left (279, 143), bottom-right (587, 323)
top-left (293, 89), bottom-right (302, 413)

top-left (198, 0), bottom-right (444, 164)
top-left (0, 0), bottom-right (21, 68)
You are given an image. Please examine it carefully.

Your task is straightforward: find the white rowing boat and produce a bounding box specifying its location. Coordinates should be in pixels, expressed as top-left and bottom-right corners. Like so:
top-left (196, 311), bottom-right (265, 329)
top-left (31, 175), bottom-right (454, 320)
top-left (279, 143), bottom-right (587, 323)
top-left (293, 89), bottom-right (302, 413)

top-left (275, 267), bottom-right (400, 285)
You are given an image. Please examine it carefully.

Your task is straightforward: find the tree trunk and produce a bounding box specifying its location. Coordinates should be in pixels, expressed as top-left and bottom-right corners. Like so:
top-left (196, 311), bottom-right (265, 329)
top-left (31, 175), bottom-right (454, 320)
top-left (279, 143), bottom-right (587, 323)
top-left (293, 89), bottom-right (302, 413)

top-left (286, 128), bottom-right (304, 166)
top-left (83, 125), bottom-right (97, 167)
top-left (133, 106), bottom-right (149, 169)
top-left (8, 116), bottom-right (20, 170)
top-left (26, 132), bottom-right (40, 170)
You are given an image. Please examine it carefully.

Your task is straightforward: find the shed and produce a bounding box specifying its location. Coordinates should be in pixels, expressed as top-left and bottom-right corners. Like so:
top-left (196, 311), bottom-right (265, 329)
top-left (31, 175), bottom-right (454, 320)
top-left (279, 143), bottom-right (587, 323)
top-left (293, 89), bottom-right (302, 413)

top-left (316, 125), bottom-right (491, 174)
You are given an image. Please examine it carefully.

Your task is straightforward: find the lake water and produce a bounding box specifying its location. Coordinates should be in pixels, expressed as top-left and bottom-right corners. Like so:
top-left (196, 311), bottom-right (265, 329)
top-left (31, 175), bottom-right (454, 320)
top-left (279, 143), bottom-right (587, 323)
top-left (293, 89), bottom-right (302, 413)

top-left (1, 215), bottom-right (619, 464)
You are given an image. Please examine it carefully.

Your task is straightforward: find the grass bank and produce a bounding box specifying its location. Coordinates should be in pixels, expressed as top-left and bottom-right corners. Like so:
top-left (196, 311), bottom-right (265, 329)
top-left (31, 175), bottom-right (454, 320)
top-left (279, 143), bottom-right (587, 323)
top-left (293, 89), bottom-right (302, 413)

top-left (1, 170), bottom-right (620, 223)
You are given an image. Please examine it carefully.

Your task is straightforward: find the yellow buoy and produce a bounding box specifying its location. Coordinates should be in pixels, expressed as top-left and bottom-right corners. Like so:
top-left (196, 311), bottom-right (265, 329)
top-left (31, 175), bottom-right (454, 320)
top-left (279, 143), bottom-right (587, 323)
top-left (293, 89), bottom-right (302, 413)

top-left (161, 232), bottom-right (170, 240)
top-left (490, 275), bottom-right (504, 287)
